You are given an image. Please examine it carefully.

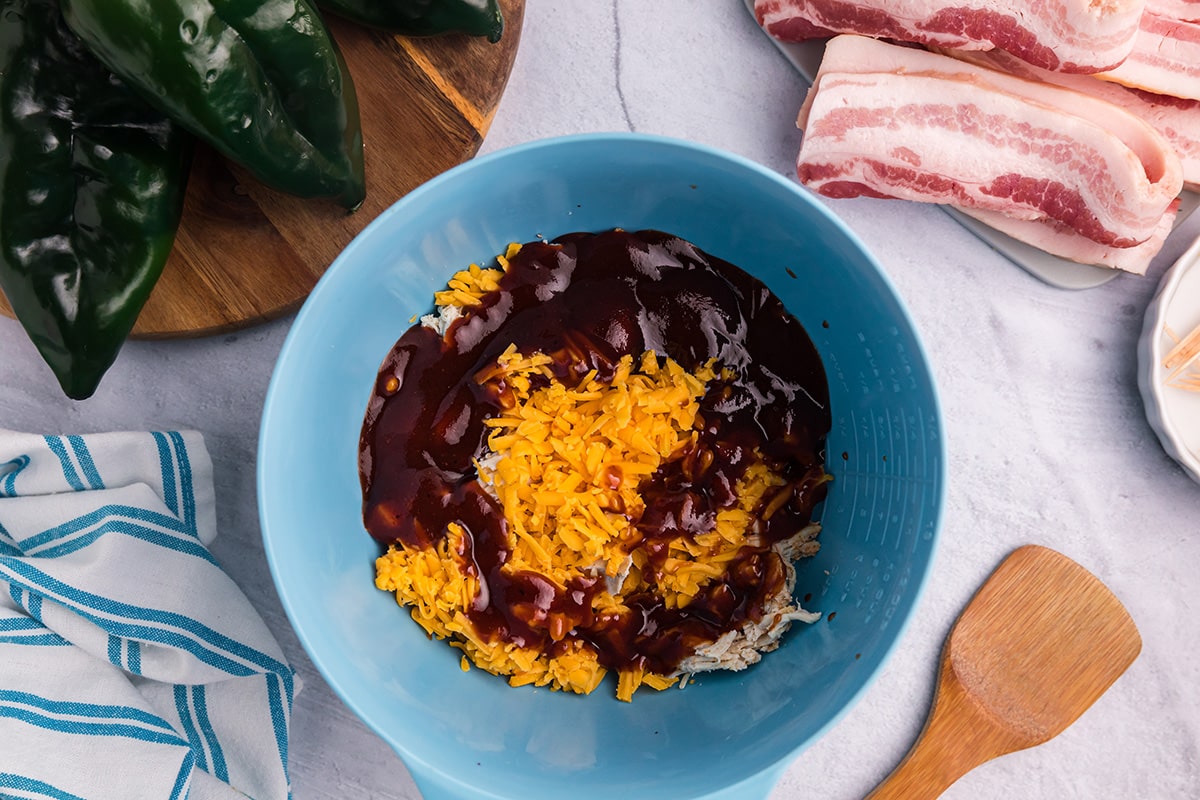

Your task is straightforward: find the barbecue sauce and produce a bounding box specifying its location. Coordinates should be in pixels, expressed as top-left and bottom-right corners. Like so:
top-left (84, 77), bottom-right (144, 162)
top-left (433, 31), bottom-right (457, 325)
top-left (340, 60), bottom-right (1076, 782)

top-left (360, 230), bottom-right (831, 676)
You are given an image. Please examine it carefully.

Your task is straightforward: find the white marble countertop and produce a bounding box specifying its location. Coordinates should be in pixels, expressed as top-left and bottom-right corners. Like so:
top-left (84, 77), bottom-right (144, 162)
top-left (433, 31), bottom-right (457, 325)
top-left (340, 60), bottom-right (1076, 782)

top-left (3, 2), bottom-right (1200, 798)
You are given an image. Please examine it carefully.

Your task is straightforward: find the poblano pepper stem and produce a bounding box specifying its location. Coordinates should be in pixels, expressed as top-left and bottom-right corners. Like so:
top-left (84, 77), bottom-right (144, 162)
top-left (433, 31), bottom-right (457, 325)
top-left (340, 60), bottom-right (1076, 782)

top-left (61, 0), bottom-right (366, 210)
top-left (318, 0), bottom-right (504, 43)
top-left (0, 0), bottom-right (194, 400)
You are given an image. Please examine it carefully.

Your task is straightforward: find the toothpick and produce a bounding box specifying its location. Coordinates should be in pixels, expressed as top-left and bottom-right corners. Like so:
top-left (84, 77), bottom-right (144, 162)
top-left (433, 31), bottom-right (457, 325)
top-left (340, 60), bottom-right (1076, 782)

top-left (1164, 321), bottom-right (1200, 392)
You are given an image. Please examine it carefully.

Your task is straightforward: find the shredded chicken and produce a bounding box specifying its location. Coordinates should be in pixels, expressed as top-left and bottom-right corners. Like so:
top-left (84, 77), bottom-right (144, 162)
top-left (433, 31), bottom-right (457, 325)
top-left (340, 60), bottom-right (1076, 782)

top-left (678, 524), bottom-right (822, 676)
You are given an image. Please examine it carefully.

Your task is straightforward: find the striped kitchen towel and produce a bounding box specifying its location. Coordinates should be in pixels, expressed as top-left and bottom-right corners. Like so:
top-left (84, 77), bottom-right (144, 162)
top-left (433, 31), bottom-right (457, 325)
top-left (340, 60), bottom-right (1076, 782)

top-left (0, 429), bottom-right (294, 800)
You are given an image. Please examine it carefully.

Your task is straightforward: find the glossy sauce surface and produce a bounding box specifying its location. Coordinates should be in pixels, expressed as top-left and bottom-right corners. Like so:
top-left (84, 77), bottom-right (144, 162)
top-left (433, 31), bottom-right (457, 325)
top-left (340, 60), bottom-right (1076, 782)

top-left (360, 229), bottom-right (831, 674)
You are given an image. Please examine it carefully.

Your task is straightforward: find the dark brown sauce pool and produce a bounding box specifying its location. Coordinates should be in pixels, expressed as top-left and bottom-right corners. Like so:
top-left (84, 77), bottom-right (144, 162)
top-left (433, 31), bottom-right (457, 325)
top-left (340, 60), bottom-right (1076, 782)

top-left (360, 229), bottom-right (831, 676)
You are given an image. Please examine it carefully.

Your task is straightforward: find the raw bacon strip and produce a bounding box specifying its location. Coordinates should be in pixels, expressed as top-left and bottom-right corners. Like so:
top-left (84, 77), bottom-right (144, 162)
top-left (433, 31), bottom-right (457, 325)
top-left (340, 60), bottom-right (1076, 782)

top-left (797, 37), bottom-right (1182, 251)
top-left (1147, 0), bottom-right (1200, 22)
top-left (937, 47), bottom-right (1200, 190)
top-left (754, 0), bottom-right (1144, 73)
top-left (957, 200), bottom-right (1181, 274)
top-left (800, 77), bottom-right (1167, 246)
top-left (1096, 10), bottom-right (1200, 101)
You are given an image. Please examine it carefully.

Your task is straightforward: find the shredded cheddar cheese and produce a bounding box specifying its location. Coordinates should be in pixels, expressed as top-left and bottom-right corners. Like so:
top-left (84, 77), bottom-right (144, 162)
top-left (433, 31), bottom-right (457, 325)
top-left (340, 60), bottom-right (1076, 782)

top-left (430, 243), bottom-right (519, 308)
top-left (374, 251), bottom-right (823, 701)
top-left (477, 346), bottom-right (716, 592)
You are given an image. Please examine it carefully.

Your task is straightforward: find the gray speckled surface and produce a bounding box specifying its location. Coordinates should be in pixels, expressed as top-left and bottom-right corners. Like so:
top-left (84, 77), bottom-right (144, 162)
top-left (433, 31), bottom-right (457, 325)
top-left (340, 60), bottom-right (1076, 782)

top-left (2, 2), bottom-right (1198, 797)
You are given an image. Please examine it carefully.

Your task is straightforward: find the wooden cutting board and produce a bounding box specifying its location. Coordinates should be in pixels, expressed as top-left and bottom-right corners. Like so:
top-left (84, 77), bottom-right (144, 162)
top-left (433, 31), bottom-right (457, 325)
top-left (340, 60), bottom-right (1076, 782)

top-left (0, 0), bottom-right (524, 339)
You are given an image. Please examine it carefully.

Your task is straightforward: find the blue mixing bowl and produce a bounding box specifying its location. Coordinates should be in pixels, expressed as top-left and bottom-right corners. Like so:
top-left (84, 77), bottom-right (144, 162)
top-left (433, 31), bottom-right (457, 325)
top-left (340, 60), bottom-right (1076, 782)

top-left (258, 133), bottom-right (945, 800)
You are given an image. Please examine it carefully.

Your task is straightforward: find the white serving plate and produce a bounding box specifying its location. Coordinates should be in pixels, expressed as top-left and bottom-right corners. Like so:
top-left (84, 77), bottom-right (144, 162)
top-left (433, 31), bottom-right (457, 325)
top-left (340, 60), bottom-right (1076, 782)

top-left (744, 2), bottom-right (1200, 291)
top-left (1138, 234), bottom-right (1200, 485)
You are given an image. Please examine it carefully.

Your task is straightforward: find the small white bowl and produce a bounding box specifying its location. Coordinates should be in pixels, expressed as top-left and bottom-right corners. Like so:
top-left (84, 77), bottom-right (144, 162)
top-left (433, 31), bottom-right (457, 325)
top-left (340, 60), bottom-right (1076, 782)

top-left (1138, 235), bottom-right (1200, 485)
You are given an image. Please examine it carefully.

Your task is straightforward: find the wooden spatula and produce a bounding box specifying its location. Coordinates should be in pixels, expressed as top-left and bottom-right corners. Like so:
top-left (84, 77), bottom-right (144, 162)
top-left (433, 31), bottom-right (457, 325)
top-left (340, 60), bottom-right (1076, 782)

top-left (867, 544), bottom-right (1142, 799)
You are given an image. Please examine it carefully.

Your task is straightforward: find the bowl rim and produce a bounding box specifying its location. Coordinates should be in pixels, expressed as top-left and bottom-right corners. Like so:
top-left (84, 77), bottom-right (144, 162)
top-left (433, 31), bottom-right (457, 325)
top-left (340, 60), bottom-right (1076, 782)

top-left (1139, 233), bottom-right (1200, 485)
top-left (256, 131), bottom-right (947, 797)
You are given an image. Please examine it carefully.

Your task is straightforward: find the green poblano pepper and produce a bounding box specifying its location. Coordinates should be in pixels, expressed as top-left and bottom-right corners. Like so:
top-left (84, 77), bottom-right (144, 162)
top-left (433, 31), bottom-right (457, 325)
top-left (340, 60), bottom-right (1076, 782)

top-left (61, 0), bottom-right (366, 210)
top-left (0, 0), bottom-right (194, 400)
top-left (318, 0), bottom-right (503, 43)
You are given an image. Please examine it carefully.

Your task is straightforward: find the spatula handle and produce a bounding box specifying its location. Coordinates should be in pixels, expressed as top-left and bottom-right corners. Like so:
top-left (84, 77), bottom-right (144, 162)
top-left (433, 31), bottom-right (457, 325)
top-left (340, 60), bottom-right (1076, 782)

top-left (864, 719), bottom-right (974, 800)
top-left (866, 657), bottom-right (1022, 800)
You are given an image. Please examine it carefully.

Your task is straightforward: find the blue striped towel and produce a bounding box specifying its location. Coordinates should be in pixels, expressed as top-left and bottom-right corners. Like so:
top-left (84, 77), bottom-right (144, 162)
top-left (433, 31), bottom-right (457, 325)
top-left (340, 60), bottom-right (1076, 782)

top-left (0, 430), bottom-right (294, 800)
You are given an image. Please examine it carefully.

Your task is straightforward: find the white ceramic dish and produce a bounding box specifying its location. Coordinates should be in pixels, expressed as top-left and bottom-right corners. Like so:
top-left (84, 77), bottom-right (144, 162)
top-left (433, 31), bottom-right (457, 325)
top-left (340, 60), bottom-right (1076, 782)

top-left (744, 1), bottom-right (1200, 291)
top-left (1138, 234), bottom-right (1200, 485)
